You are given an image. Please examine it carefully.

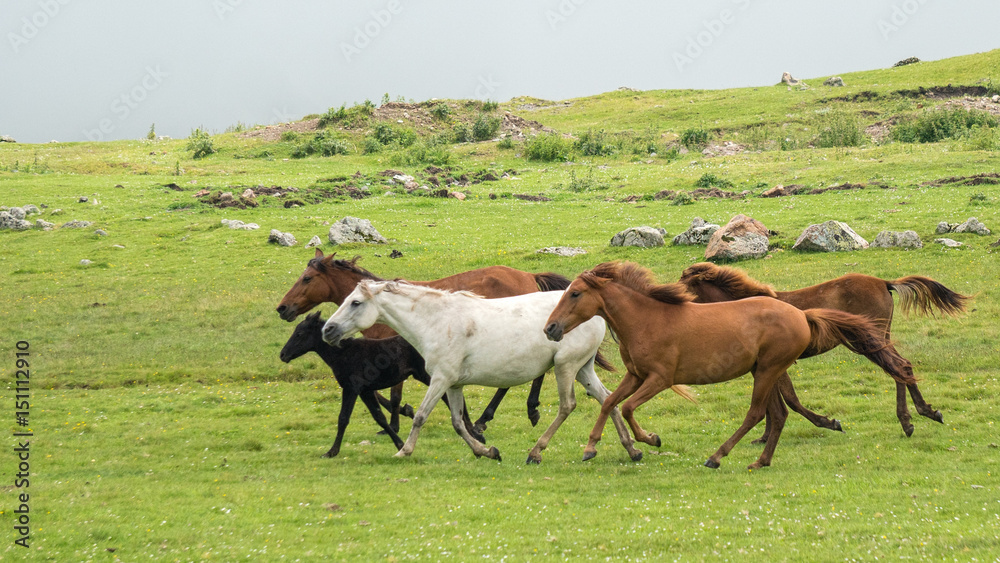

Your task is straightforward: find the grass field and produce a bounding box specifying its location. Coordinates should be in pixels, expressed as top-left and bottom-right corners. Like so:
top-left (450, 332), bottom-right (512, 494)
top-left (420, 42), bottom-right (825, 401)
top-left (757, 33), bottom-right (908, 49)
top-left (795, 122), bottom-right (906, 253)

top-left (2, 50), bottom-right (1000, 561)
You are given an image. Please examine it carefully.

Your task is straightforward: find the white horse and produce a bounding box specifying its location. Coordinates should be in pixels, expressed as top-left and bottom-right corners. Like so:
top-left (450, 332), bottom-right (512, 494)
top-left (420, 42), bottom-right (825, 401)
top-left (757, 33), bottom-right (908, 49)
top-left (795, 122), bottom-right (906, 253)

top-left (321, 280), bottom-right (643, 463)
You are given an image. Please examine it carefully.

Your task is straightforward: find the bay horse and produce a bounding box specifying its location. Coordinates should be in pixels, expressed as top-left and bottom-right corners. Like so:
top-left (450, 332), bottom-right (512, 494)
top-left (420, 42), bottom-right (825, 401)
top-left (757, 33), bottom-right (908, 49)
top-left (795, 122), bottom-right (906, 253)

top-left (276, 249), bottom-right (576, 433)
top-left (678, 262), bottom-right (969, 438)
top-left (544, 261), bottom-right (916, 469)
top-left (279, 312), bottom-right (481, 457)
top-left (321, 280), bottom-right (653, 463)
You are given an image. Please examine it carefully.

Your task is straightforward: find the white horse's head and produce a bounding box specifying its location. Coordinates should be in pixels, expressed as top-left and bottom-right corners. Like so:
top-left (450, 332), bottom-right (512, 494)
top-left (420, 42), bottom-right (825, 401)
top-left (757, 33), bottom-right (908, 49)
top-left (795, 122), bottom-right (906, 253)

top-left (321, 279), bottom-right (387, 345)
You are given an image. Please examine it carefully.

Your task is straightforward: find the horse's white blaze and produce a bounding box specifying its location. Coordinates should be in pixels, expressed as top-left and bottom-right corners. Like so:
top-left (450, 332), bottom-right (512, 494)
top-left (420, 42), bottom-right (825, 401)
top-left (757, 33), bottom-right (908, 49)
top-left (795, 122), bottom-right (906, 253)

top-left (322, 281), bottom-right (639, 461)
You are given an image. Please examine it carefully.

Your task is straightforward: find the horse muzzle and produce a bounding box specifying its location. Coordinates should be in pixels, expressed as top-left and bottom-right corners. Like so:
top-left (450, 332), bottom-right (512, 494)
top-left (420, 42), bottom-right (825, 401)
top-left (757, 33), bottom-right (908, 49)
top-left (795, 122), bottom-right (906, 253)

top-left (276, 304), bottom-right (298, 322)
top-left (322, 323), bottom-right (345, 346)
top-left (544, 321), bottom-right (564, 342)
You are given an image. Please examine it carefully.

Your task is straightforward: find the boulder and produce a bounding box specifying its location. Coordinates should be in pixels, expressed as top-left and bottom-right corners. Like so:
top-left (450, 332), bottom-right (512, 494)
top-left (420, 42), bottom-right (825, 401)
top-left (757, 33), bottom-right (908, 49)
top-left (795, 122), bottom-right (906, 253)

top-left (61, 220), bottom-right (93, 229)
top-left (22, 204), bottom-right (40, 215)
top-left (954, 217), bottom-right (991, 236)
top-left (78, 196), bottom-right (88, 203)
top-left (80, 259), bottom-right (92, 266)
top-left (760, 185), bottom-right (789, 198)
top-left (934, 238), bottom-right (964, 248)
top-left (792, 221), bottom-right (869, 252)
top-left (0, 211), bottom-right (31, 230)
top-left (0, 135), bottom-right (16, 143)
top-left (823, 76), bottom-right (845, 87)
top-left (221, 219), bottom-right (259, 230)
top-left (328, 216), bottom-right (388, 245)
top-left (35, 219), bottom-right (54, 230)
top-left (268, 229), bottom-right (297, 247)
top-left (704, 215), bottom-right (770, 261)
top-left (672, 217), bottom-right (720, 246)
top-left (8, 207), bottom-right (26, 220)
top-left (871, 230), bottom-right (923, 249)
top-left (781, 72), bottom-right (801, 85)
top-left (305, 235), bottom-right (323, 248)
top-left (94, 229), bottom-right (108, 236)
top-left (449, 192), bottom-right (466, 201)
top-left (392, 174), bottom-right (415, 185)
top-left (537, 246), bottom-right (587, 257)
top-left (610, 226), bottom-right (666, 248)
top-left (936, 221), bottom-right (955, 234)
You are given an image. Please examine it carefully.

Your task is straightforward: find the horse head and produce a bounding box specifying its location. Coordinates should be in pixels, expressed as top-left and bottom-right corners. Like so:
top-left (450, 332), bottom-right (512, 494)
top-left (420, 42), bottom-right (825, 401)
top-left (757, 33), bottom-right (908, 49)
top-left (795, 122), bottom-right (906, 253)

top-left (544, 275), bottom-right (609, 342)
top-left (279, 311), bottom-right (324, 363)
top-left (321, 280), bottom-right (386, 346)
top-left (276, 249), bottom-right (378, 321)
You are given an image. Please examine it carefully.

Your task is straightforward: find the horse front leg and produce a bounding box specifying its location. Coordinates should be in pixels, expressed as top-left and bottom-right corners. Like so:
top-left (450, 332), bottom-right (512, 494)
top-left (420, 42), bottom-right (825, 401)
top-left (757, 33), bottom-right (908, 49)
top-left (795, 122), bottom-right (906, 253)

top-left (575, 364), bottom-right (641, 461)
top-left (584, 371), bottom-right (642, 461)
top-left (618, 374), bottom-right (673, 458)
top-left (445, 388), bottom-right (501, 460)
top-left (359, 391), bottom-right (404, 451)
top-left (472, 388), bottom-right (509, 435)
top-left (324, 390), bottom-right (359, 458)
top-left (526, 369), bottom-right (575, 464)
top-left (396, 377), bottom-right (449, 457)
top-left (749, 387), bottom-right (789, 470)
top-left (705, 369), bottom-right (781, 469)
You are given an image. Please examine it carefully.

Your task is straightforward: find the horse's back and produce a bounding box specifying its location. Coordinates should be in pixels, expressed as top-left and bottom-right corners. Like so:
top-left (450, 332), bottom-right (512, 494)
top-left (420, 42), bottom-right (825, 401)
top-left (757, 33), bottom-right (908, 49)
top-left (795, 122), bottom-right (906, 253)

top-left (779, 273), bottom-right (893, 323)
top-left (423, 265), bottom-right (538, 298)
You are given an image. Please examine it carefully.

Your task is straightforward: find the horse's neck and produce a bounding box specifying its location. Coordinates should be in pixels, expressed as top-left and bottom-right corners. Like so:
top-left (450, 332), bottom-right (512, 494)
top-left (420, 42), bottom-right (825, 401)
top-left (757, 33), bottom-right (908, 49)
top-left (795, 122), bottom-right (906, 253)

top-left (326, 271), bottom-right (369, 304)
top-left (600, 283), bottom-right (678, 342)
top-left (310, 338), bottom-right (350, 382)
top-left (374, 290), bottom-right (449, 354)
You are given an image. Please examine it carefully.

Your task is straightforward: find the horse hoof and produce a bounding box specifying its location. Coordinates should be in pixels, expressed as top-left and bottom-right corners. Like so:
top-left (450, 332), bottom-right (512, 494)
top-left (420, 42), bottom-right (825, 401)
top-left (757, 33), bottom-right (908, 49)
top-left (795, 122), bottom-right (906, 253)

top-left (322, 451), bottom-right (338, 458)
top-left (528, 410), bottom-right (541, 427)
top-left (932, 410), bottom-right (944, 424)
top-left (376, 429), bottom-right (388, 436)
top-left (630, 450), bottom-right (643, 462)
top-left (833, 420), bottom-right (844, 433)
top-left (489, 446), bottom-right (502, 461)
top-left (400, 404), bottom-right (415, 418)
top-left (903, 425), bottom-right (914, 438)
top-left (651, 434), bottom-right (661, 448)
top-left (750, 436), bottom-right (767, 445)
top-left (473, 423), bottom-right (487, 435)
top-left (582, 451), bottom-right (596, 462)
top-left (526, 456), bottom-right (541, 465)
top-left (748, 461), bottom-right (768, 470)
top-left (704, 459), bottom-right (720, 469)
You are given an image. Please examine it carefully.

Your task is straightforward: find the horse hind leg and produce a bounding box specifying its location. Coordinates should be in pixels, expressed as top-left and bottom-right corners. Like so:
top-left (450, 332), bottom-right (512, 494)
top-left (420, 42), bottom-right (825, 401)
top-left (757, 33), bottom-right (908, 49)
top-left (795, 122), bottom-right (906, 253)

top-left (445, 388), bottom-right (500, 461)
top-left (896, 382), bottom-right (914, 437)
top-left (753, 373), bottom-right (842, 444)
top-left (359, 391), bottom-right (404, 451)
top-left (472, 388), bottom-right (509, 435)
top-left (575, 364), bottom-right (642, 462)
top-left (526, 375), bottom-right (544, 427)
top-left (583, 371), bottom-right (643, 462)
top-left (705, 367), bottom-right (783, 469)
top-left (749, 387), bottom-right (789, 470)
top-left (907, 382), bottom-right (944, 424)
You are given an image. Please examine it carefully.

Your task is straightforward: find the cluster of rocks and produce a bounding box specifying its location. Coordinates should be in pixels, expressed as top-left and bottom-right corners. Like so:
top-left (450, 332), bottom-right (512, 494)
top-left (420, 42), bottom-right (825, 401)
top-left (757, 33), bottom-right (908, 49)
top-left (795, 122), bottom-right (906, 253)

top-left (610, 226), bottom-right (666, 248)
top-left (226, 216), bottom-right (389, 248)
top-left (537, 246), bottom-right (586, 257)
top-left (0, 204), bottom-right (72, 231)
top-left (672, 217), bottom-right (719, 246)
top-left (936, 217), bottom-right (991, 236)
top-left (387, 173), bottom-right (467, 200)
top-left (221, 218), bottom-right (260, 230)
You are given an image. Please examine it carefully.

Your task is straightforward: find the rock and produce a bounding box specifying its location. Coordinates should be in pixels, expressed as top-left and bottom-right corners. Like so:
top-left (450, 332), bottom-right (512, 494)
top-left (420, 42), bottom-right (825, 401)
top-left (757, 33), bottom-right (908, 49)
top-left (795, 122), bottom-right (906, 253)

top-left (610, 226), bottom-right (666, 248)
top-left (221, 219), bottom-right (259, 231)
top-left (34, 219), bottom-right (54, 230)
top-left (0, 135), bottom-right (16, 143)
top-left (80, 259), bottom-right (92, 265)
top-left (760, 185), bottom-right (789, 198)
top-left (871, 230), bottom-right (923, 249)
top-left (392, 174), bottom-right (415, 185)
top-left (328, 216), bottom-right (388, 245)
top-left (936, 221), bottom-right (955, 234)
top-left (268, 229), bottom-right (297, 247)
top-left (935, 238), bottom-right (964, 248)
top-left (823, 76), bottom-right (845, 87)
top-left (0, 211), bottom-right (32, 230)
top-left (780, 72), bottom-right (801, 85)
top-left (94, 229), bottom-right (108, 236)
top-left (954, 217), bottom-right (991, 236)
top-left (403, 180), bottom-right (419, 191)
top-left (219, 192), bottom-right (234, 203)
top-left (305, 235), bottom-right (323, 248)
top-left (389, 249), bottom-right (403, 259)
top-left (893, 57), bottom-right (920, 67)
top-left (78, 196), bottom-right (88, 203)
top-left (49, 209), bottom-right (63, 216)
top-left (672, 217), bottom-right (720, 246)
top-left (537, 246), bottom-right (587, 257)
top-left (793, 221), bottom-right (869, 252)
top-left (705, 214), bottom-right (770, 261)
top-left (701, 141), bottom-right (744, 157)
top-left (61, 220), bottom-right (93, 229)
top-left (22, 204), bottom-right (40, 215)
top-left (194, 189), bottom-right (210, 197)
top-left (449, 192), bottom-right (466, 201)
top-left (8, 207), bottom-right (26, 220)
top-left (112, 244), bottom-right (125, 249)
top-left (241, 188), bottom-right (255, 199)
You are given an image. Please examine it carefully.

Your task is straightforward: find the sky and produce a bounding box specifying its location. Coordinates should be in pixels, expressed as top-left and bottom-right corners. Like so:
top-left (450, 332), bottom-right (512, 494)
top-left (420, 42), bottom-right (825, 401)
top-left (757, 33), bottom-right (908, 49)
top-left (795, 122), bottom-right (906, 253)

top-left (2, 0), bottom-right (999, 143)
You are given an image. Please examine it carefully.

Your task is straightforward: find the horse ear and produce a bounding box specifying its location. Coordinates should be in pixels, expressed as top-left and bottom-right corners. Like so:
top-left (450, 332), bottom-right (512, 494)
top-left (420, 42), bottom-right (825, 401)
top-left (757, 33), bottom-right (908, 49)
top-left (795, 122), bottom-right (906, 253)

top-left (306, 310), bottom-right (322, 321)
top-left (313, 248), bottom-right (325, 260)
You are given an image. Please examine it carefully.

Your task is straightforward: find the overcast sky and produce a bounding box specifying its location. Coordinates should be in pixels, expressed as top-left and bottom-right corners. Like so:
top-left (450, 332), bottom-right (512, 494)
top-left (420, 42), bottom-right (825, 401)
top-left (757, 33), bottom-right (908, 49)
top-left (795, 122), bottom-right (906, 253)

top-left (2, 1), bottom-right (999, 143)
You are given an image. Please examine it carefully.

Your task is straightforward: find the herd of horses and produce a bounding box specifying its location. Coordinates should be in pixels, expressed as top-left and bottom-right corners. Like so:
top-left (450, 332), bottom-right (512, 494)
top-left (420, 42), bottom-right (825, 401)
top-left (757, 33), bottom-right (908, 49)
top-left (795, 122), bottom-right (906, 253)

top-left (275, 249), bottom-right (968, 469)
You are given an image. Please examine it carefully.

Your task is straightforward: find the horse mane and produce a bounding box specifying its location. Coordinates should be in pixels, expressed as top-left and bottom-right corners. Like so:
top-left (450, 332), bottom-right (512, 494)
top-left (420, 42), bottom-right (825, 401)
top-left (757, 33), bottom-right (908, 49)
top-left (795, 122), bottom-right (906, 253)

top-left (581, 261), bottom-right (693, 305)
top-left (358, 280), bottom-right (484, 300)
top-left (309, 254), bottom-right (384, 281)
top-left (678, 262), bottom-right (777, 299)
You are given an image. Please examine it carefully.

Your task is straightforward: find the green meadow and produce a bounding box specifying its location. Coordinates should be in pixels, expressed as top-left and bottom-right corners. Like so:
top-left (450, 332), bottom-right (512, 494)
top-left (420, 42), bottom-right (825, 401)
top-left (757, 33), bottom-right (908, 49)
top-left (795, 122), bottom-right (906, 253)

top-left (2, 50), bottom-right (999, 561)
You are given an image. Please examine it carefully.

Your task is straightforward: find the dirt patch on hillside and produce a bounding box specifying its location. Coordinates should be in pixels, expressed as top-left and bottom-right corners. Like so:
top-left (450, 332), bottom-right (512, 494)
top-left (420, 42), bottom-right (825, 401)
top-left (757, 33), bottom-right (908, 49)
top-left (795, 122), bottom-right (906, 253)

top-left (897, 85), bottom-right (992, 99)
top-left (922, 173), bottom-right (1000, 187)
top-left (240, 119), bottom-right (320, 142)
top-left (940, 97), bottom-right (1000, 116)
top-left (500, 113), bottom-right (554, 140)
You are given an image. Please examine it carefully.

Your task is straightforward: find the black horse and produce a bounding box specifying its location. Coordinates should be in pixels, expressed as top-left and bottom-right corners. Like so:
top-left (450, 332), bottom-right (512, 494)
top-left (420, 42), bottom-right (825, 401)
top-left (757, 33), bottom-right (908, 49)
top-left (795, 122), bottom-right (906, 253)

top-left (279, 311), bottom-right (481, 457)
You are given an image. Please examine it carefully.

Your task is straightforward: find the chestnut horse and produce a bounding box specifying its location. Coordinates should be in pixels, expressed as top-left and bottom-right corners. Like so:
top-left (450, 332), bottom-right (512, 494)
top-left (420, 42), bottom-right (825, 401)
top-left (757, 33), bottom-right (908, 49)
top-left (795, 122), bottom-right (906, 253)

top-left (276, 249), bottom-right (578, 433)
top-left (678, 262), bottom-right (969, 438)
top-left (544, 262), bottom-right (916, 469)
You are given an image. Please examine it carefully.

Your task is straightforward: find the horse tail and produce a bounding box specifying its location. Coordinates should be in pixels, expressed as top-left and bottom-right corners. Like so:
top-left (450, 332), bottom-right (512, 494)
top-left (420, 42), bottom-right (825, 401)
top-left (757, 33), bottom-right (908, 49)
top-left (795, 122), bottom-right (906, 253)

top-left (804, 309), bottom-right (915, 385)
top-left (535, 272), bottom-right (572, 292)
top-left (670, 385), bottom-right (697, 404)
top-left (886, 276), bottom-right (970, 317)
top-left (594, 351), bottom-right (617, 372)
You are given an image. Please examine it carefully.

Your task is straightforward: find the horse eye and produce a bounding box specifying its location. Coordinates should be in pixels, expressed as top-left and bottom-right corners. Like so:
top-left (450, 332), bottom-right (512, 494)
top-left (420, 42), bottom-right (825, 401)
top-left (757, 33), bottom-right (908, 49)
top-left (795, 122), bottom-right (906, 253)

top-left (351, 300), bottom-right (361, 307)
top-left (302, 276), bottom-right (312, 283)
top-left (570, 291), bottom-right (581, 298)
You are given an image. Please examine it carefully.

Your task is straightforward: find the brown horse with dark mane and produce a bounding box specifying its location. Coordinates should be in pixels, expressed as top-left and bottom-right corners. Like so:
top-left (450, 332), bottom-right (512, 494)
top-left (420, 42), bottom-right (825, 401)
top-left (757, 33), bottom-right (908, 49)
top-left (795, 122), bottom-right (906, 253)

top-left (678, 262), bottom-right (969, 438)
top-left (276, 249), bottom-right (583, 433)
top-left (544, 261), bottom-right (916, 469)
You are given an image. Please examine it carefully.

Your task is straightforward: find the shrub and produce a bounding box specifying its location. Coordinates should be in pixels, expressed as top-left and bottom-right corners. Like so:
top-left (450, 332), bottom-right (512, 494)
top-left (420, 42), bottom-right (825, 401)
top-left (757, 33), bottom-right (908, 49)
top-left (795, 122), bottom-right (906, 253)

top-left (389, 142), bottom-right (451, 166)
top-left (672, 192), bottom-right (695, 206)
top-left (430, 103), bottom-right (451, 120)
top-left (680, 127), bottom-right (709, 150)
top-left (892, 107), bottom-right (998, 144)
top-left (146, 123), bottom-right (156, 141)
top-left (497, 136), bottom-right (515, 150)
top-left (186, 128), bottom-right (216, 159)
top-left (362, 137), bottom-right (383, 154)
top-left (292, 131), bottom-right (351, 158)
top-left (695, 173), bottom-right (734, 189)
top-left (370, 122), bottom-right (417, 148)
top-left (524, 133), bottom-right (571, 161)
top-left (280, 131), bottom-right (300, 142)
top-left (565, 168), bottom-right (609, 192)
top-left (317, 100), bottom-right (376, 128)
top-left (453, 123), bottom-right (472, 143)
top-left (575, 129), bottom-right (614, 157)
top-left (482, 100), bottom-right (499, 112)
top-left (472, 113), bottom-right (502, 141)
top-left (814, 111), bottom-right (863, 148)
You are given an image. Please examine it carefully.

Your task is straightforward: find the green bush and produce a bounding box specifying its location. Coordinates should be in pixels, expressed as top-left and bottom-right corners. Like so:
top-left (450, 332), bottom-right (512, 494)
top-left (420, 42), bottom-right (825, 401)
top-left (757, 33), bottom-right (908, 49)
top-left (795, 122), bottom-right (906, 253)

top-left (482, 100), bottom-right (499, 112)
top-left (453, 123), bottom-right (472, 143)
top-left (472, 113), bottom-right (502, 141)
top-left (695, 173), bottom-right (733, 189)
top-left (814, 111), bottom-right (863, 148)
top-left (389, 142), bottom-right (451, 166)
top-left (672, 192), bottom-right (695, 206)
top-left (280, 131), bottom-right (300, 142)
top-left (565, 168), bottom-right (609, 192)
top-left (292, 131), bottom-right (351, 158)
top-left (524, 133), bottom-right (571, 161)
top-left (317, 100), bottom-right (376, 128)
top-left (680, 127), bottom-right (709, 150)
top-left (892, 107), bottom-right (998, 143)
top-left (574, 129), bottom-right (614, 156)
top-left (186, 128), bottom-right (216, 159)
top-left (497, 136), bottom-right (515, 150)
top-left (369, 122), bottom-right (417, 148)
top-left (362, 137), bottom-right (383, 155)
top-left (430, 103), bottom-right (451, 120)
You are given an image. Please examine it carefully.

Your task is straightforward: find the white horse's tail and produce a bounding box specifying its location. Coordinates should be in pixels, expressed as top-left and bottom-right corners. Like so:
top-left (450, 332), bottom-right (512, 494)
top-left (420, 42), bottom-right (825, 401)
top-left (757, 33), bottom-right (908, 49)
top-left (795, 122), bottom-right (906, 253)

top-left (671, 385), bottom-right (697, 403)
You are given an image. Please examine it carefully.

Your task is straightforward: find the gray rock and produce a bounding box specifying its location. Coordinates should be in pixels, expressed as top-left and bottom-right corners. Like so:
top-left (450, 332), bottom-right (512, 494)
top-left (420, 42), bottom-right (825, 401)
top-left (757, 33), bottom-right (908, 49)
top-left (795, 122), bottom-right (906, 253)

top-left (936, 221), bottom-right (955, 234)
top-left (80, 259), bottom-right (92, 265)
top-left (536, 246), bottom-right (587, 257)
top-left (954, 217), bottom-right (991, 236)
top-left (78, 196), bottom-right (88, 203)
top-left (219, 192), bottom-right (235, 203)
top-left (34, 219), bottom-right (54, 230)
top-left (22, 204), bottom-right (40, 215)
top-left (610, 226), bottom-right (666, 248)
top-left (781, 72), bottom-right (802, 85)
top-left (95, 229), bottom-right (108, 236)
top-left (305, 235), bottom-right (323, 248)
top-left (0, 212), bottom-right (32, 230)
top-left (823, 76), bottom-right (845, 87)
top-left (61, 220), bottom-right (93, 229)
top-left (0, 135), bottom-right (16, 143)
top-left (793, 221), bottom-right (869, 252)
top-left (49, 209), bottom-right (63, 216)
top-left (112, 244), bottom-right (125, 249)
top-left (871, 230), bottom-right (923, 249)
top-left (8, 207), bottom-right (25, 220)
top-left (672, 217), bottom-right (720, 246)
top-left (328, 216), bottom-right (388, 245)
top-left (268, 229), bottom-right (297, 247)
top-left (934, 238), bottom-right (964, 248)
top-left (392, 174), bottom-right (415, 185)
top-left (221, 219), bottom-right (259, 231)
top-left (705, 214), bottom-right (770, 261)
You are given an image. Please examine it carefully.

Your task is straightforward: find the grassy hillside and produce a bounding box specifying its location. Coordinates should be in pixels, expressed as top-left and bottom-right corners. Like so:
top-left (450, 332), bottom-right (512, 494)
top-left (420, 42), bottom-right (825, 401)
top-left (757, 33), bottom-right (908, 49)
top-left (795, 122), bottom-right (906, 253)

top-left (1, 49), bottom-right (999, 561)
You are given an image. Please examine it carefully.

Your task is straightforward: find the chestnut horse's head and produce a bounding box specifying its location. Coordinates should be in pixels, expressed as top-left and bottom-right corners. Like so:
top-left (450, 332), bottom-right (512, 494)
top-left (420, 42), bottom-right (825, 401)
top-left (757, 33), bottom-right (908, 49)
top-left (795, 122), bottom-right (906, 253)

top-left (275, 249), bottom-right (378, 322)
top-left (544, 275), bottom-right (609, 342)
